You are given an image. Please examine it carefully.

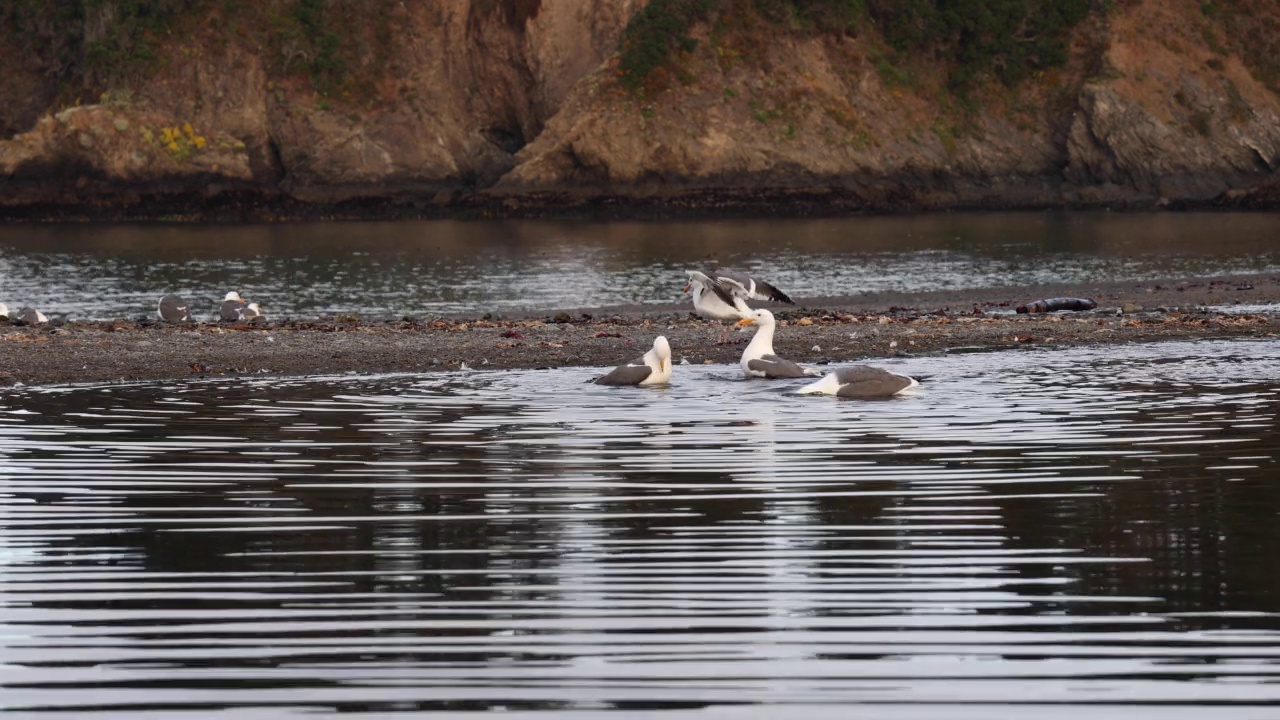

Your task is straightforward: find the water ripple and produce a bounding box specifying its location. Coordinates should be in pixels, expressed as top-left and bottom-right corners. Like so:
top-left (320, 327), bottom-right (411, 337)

top-left (1, 338), bottom-right (1279, 715)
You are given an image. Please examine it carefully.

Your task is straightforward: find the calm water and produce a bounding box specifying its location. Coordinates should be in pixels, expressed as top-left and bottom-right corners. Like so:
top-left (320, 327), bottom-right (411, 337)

top-left (2, 338), bottom-right (1280, 716)
top-left (2, 213), bottom-right (1280, 319)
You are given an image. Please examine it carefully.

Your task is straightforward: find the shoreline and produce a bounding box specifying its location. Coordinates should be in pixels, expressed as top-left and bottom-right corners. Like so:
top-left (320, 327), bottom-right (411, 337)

top-left (0, 187), bottom-right (1276, 225)
top-left (2, 273), bottom-right (1277, 388)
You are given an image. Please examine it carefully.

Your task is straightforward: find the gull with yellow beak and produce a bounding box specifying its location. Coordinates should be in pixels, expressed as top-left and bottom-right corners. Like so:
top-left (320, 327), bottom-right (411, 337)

top-left (736, 308), bottom-right (822, 379)
top-left (593, 336), bottom-right (673, 386)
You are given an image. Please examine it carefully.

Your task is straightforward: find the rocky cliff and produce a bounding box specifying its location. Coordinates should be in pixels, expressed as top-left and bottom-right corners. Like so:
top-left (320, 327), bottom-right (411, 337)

top-left (1, 0), bottom-right (1278, 219)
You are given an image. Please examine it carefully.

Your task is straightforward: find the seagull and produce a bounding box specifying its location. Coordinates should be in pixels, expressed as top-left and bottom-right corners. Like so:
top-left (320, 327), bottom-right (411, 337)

top-left (220, 291), bottom-right (247, 322)
top-left (736, 308), bottom-right (822, 379)
top-left (242, 302), bottom-right (263, 322)
top-left (158, 294), bottom-right (194, 322)
top-left (593, 336), bottom-right (673, 386)
top-left (0, 303), bottom-right (8, 320)
top-left (684, 269), bottom-right (794, 321)
top-left (797, 366), bottom-right (919, 399)
top-left (16, 307), bottom-right (48, 325)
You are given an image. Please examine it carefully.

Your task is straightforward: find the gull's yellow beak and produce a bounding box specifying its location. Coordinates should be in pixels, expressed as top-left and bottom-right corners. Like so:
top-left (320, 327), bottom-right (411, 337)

top-left (683, 283), bottom-right (691, 293)
top-left (736, 317), bottom-right (755, 326)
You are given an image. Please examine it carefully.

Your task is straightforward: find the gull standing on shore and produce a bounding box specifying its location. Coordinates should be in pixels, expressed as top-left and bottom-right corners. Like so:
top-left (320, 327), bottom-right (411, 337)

top-left (593, 336), bottom-right (673, 386)
top-left (736, 308), bottom-right (821, 379)
top-left (158, 294), bottom-right (194, 322)
top-left (220, 291), bottom-right (247, 322)
top-left (17, 307), bottom-right (48, 325)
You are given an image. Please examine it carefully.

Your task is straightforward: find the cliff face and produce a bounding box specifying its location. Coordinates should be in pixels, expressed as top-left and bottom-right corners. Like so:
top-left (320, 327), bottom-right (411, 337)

top-left (1, 0), bottom-right (1278, 218)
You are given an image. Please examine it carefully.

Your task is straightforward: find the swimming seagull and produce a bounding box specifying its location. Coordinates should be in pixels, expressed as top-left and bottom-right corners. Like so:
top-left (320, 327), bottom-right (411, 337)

top-left (16, 307), bottom-right (48, 325)
top-left (684, 269), bottom-right (794, 321)
top-left (158, 294), bottom-right (194, 322)
top-left (220, 291), bottom-right (247, 322)
top-left (593, 336), bottom-right (673, 386)
top-left (736, 308), bottom-right (822, 379)
top-left (797, 366), bottom-right (919, 399)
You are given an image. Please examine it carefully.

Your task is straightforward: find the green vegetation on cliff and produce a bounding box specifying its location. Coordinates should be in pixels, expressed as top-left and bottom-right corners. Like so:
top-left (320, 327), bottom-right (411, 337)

top-left (618, 0), bottom-right (1095, 94)
top-left (1202, 0), bottom-right (1280, 94)
top-left (0, 0), bottom-right (390, 99)
top-left (0, 0), bottom-right (191, 88)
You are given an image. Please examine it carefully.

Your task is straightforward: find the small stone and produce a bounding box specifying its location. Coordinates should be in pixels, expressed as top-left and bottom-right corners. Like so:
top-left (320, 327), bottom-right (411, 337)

top-left (811, 345), bottom-right (821, 351)
top-left (113, 118), bottom-right (129, 132)
top-left (1120, 303), bottom-right (1143, 314)
top-left (889, 340), bottom-right (898, 348)
top-left (797, 317), bottom-right (814, 326)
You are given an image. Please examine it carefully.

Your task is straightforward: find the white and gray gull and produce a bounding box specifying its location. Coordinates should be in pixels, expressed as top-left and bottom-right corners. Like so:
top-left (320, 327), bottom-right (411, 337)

top-left (219, 291), bottom-right (247, 322)
top-left (593, 335), bottom-right (673, 386)
top-left (158, 294), bottom-right (194, 322)
top-left (684, 269), bottom-right (794, 321)
top-left (736, 308), bottom-right (821, 379)
top-left (797, 365), bottom-right (919, 399)
top-left (16, 307), bottom-right (48, 325)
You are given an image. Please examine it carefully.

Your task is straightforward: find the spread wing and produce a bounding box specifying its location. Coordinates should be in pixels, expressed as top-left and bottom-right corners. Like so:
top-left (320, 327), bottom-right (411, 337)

top-left (686, 269), bottom-right (738, 309)
top-left (712, 270), bottom-right (793, 304)
top-left (593, 357), bottom-right (653, 386)
top-left (747, 354), bottom-right (821, 378)
top-left (832, 366), bottom-right (916, 398)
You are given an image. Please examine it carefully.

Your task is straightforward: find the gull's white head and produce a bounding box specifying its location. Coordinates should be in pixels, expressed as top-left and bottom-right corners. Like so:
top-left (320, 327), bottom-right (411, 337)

top-left (653, 335), bottom-right (671, 360)
top-left (651, 335), bottom-right (672, 373)
top-left (0, 302), bottom-right (8, 318)
top-left (736, 308), bottom-right (775, 327)
top-left (247, 302), bottom-right (261, 313)
top-left (224, 291), bottom-right (243, 302)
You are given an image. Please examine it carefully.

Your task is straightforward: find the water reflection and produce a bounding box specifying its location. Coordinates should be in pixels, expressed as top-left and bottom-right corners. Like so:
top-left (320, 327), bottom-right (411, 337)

top-left (1, 339), bottom-right (1279, 714)
top-left (2, 213), bottom-right (1280, 319)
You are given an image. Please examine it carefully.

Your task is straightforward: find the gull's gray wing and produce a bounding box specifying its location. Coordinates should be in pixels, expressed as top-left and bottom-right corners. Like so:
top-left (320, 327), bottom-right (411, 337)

top-left (712, 270), bottom-right (794, 304)
top-left (832, 366), bottom-right (915, 398)
top-left (17, 308), bottom-right (45, 324)
top-left (747, 354), bottom-right (819, 379)
top-left (159, 294), bottom-right (193, 322)
top-left (593, 357), bottom-right (653, 386)
top-left (220, 299), bottom-right (245, 322)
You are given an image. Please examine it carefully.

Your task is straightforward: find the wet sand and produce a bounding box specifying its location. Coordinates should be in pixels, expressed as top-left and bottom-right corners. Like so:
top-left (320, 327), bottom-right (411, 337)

top-left (1, 273), bottom-right (1276, 387)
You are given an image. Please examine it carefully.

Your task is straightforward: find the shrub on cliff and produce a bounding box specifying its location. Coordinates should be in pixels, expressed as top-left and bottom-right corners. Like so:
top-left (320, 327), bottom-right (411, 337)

top-left (616, 0), bottom-right (1097, 95)
top-left (618, 0), bottom-right (719, 92)
top-left (867, 0), bottom-right (1093, 90)
top-left (1, 0), bottom-right (196, 89)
